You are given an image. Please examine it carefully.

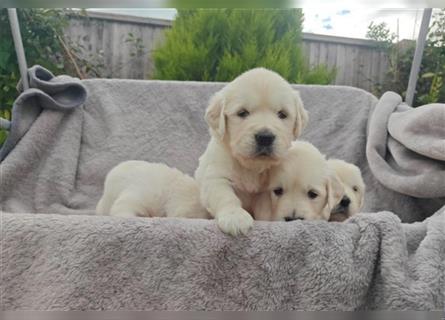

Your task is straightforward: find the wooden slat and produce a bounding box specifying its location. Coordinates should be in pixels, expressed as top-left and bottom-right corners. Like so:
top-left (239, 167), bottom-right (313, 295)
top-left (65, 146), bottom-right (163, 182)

top-left (335, 44), bottom-right (346, 85)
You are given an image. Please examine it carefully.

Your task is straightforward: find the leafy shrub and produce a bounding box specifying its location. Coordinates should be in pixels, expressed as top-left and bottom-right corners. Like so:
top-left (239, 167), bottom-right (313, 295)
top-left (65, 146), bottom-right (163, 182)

top-left (0, 9), bottom-right (107, 144)
top-left (1, 9), bottom-right (67, 113)
top-left (366, 9), bottom-right (445, 106)
top-left (153, 9), bottom-right (336, 84)
top-left (0, 9), bottom-right (71, 143)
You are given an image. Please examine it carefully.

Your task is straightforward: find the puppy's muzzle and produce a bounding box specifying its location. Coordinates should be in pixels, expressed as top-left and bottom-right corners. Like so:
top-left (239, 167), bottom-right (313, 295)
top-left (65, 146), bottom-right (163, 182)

top-left (284, 210), bottom-right (304, 222)
top-left (284, 216), bottom-right (304, 222)
top-left (330, 196), bottom-right (351, 219)
top-left (254, 130), bottom-right (275, 156)
top-left (339, 196), bottom-right (351, 208)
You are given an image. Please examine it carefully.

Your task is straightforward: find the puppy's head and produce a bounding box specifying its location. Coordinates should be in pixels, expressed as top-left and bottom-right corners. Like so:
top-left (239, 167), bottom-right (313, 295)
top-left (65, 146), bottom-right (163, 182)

top-left (205, 68), bottom-right (308, 169)
top-left (327, 159), bottom-right (365, 222)
top-left (254, 141), bottom-right (344, 221)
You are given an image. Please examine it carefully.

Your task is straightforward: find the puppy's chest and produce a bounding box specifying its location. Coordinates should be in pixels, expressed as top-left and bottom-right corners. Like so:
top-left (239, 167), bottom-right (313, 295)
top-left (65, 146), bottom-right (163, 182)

top-left (231, 170), bottom-right (269, 194)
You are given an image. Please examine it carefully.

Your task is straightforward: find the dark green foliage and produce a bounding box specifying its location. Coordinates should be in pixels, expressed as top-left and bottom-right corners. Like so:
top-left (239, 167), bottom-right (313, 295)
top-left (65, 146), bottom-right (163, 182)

top-left (366, 10), bottom-right (445, 106)
top-left (0, 9), bottom-right (69, 143)
top-left (0, 9), bottom-right (106, 144)
top-left (1, 9), bottom-right (68, 111)
top-left (153, 9), bottom-right (336, 84)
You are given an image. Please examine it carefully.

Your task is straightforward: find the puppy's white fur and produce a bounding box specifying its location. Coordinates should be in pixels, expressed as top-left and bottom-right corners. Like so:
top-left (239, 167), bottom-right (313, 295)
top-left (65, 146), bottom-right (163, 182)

top-left (195, 67), bottom-right (308, 236)
top-left (96, 161), bottom-right (209, 219)
top-left (253, 141), bottom-right (344, 221)
top-left (327, 159), bottom-right (365, 222)
top-left (96, 143), bottom-right (338, 223)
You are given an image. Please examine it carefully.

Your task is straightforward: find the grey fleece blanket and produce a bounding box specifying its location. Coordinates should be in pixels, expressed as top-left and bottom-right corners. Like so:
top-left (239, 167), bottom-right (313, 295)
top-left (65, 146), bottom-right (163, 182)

top-left (1, 66), bottom-right (444, 310)
top-left (367, 91), bottom-right (445, 199)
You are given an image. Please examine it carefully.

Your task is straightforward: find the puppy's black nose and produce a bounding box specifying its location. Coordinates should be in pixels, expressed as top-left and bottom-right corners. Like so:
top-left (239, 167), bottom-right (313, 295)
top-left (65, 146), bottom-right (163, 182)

top-left (340, 196), bottom-right (351, 208)
top-left (285, 211), bottom-right (304, 222)
top-left (255, 130), bottom-right (275, 147)
top-left (285, 216), bottom-right (304, 222)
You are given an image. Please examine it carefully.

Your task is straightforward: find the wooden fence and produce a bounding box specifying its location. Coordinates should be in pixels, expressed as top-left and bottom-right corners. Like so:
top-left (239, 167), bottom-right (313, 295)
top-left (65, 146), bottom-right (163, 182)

top-left (65, 12), bottom-right (170, 79)
top-left (302, 34), bottom-right (389, 91)
top-left (66, 11), bottom-right (390, 92)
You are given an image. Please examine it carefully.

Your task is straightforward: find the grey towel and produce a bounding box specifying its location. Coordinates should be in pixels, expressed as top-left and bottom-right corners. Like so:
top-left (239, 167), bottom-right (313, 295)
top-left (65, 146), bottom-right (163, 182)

top-left (366, 91), bottom-right (445, 199)
top-left (1, 66), bottom-right (444, 310)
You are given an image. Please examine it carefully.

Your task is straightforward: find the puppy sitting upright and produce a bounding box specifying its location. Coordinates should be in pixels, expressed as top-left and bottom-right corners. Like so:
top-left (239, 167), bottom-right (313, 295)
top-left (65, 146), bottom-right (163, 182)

top-left (327, 159), bottom-right (366, 222)
top-left (195, 68), bottom-right (308, 236)
top-left (253, 141), bottom-right (344, 222)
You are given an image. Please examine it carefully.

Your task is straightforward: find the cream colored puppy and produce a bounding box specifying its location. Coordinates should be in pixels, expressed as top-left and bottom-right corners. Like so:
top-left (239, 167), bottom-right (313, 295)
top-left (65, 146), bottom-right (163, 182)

top-left (195, 68), bottom-right (309, 236)
top-left (327, 159), bottom-right (366, 222)
top-left (95, 149), bottom-right (336, 223)
top-left (96, 161), bottom-right (209, 219)
top-left (253, 141), bottom-right (344, 221)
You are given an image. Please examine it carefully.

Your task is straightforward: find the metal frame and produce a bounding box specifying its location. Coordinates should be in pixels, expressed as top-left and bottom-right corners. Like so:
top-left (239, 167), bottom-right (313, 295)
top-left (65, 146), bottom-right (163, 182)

top-left (0, 7), bottom-right (435, 132)
top-left (8, 8), bottom-right (29, 91)
top-left (405, 8), bottom-right (433, 106)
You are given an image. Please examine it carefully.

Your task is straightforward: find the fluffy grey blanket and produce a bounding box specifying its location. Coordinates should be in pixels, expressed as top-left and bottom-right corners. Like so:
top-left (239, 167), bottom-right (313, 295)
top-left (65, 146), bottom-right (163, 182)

top-left (367, 91), bottom-right (445, 199)
top-left (1, 66), bottom-right (444, 310)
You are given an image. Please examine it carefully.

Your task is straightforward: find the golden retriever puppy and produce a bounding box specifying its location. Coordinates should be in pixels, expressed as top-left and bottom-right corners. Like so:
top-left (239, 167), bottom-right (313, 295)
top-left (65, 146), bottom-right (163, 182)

top-left (195, 67), bottom-right (309, 236)
top-left (96, 161), bottom-right (210, 219)
top-left (327, 159), bottom-right (366, 222)
top-left (252, 141), bottom-right (344, 222)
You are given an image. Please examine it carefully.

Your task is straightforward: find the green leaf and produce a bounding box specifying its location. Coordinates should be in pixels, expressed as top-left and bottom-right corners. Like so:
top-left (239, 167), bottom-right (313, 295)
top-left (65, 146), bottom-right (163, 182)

top-left (421, 72), bottom-right (436, 78)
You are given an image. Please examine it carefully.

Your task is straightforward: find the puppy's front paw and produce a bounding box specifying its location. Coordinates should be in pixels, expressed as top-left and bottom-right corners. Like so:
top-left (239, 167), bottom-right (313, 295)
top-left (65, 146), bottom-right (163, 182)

top-left (217, 208), bottom-right (254, 236)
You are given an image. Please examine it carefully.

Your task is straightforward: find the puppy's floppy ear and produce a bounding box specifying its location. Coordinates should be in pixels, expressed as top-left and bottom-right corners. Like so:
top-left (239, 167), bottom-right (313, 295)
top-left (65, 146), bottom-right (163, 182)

top-left (205, 91), bottom-right (226, 140)
top-left (358, 183), bottom-right (366, 210)
top-left (358, 194), bottom-right (364, 211)
top-left (293, 91), bottom-right (309, 138)
top-left (325, 172), bottom-right (345, 211)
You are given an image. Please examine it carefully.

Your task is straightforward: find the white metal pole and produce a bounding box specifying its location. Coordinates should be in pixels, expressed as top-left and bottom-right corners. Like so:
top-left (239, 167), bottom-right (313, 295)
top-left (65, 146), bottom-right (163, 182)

top-left (7, 8), bottom-right (29, 91)
top-left (405, 8), bottom-right (433, 106)
top-left (0, 118), bottom-right (11, 130)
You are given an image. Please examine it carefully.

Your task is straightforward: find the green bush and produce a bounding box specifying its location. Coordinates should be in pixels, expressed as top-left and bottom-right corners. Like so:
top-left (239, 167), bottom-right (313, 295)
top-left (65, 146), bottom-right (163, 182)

top-left (1, 9), bottom-right (68, 112)
top-left (0, 9), bottom-right (106, 144)
top-left (0, 9), bottom-right (71, 143)
top-left (153, 9), bottom-right (336, 84)
top-left (366, 9), bottom-right (445, 106)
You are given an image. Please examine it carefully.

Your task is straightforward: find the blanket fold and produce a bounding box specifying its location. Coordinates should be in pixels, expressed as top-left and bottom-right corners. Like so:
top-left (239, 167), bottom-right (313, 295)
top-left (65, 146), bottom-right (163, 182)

top-left (366, 91), bottom-right (445, 198)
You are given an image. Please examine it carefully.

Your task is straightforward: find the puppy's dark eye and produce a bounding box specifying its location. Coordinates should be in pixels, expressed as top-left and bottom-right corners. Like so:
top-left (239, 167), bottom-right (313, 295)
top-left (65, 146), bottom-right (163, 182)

top-left (237, 109), bottom-right (250, 118)
top-left (277, 110), bottom-right (287, 119)
top-left (307, 190), bottom-right (318, 199)
top-left (273, 187), bottom-right (284, 196)
top-left (353, 186), bottom-right (359, 192)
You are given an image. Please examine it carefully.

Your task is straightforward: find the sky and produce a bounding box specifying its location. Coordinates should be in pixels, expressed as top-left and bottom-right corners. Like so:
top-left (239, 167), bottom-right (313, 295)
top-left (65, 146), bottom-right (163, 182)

top-left (88, 8), bottom-right (429, 40)
top-left (303, 8), bottom-right (425, 40)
